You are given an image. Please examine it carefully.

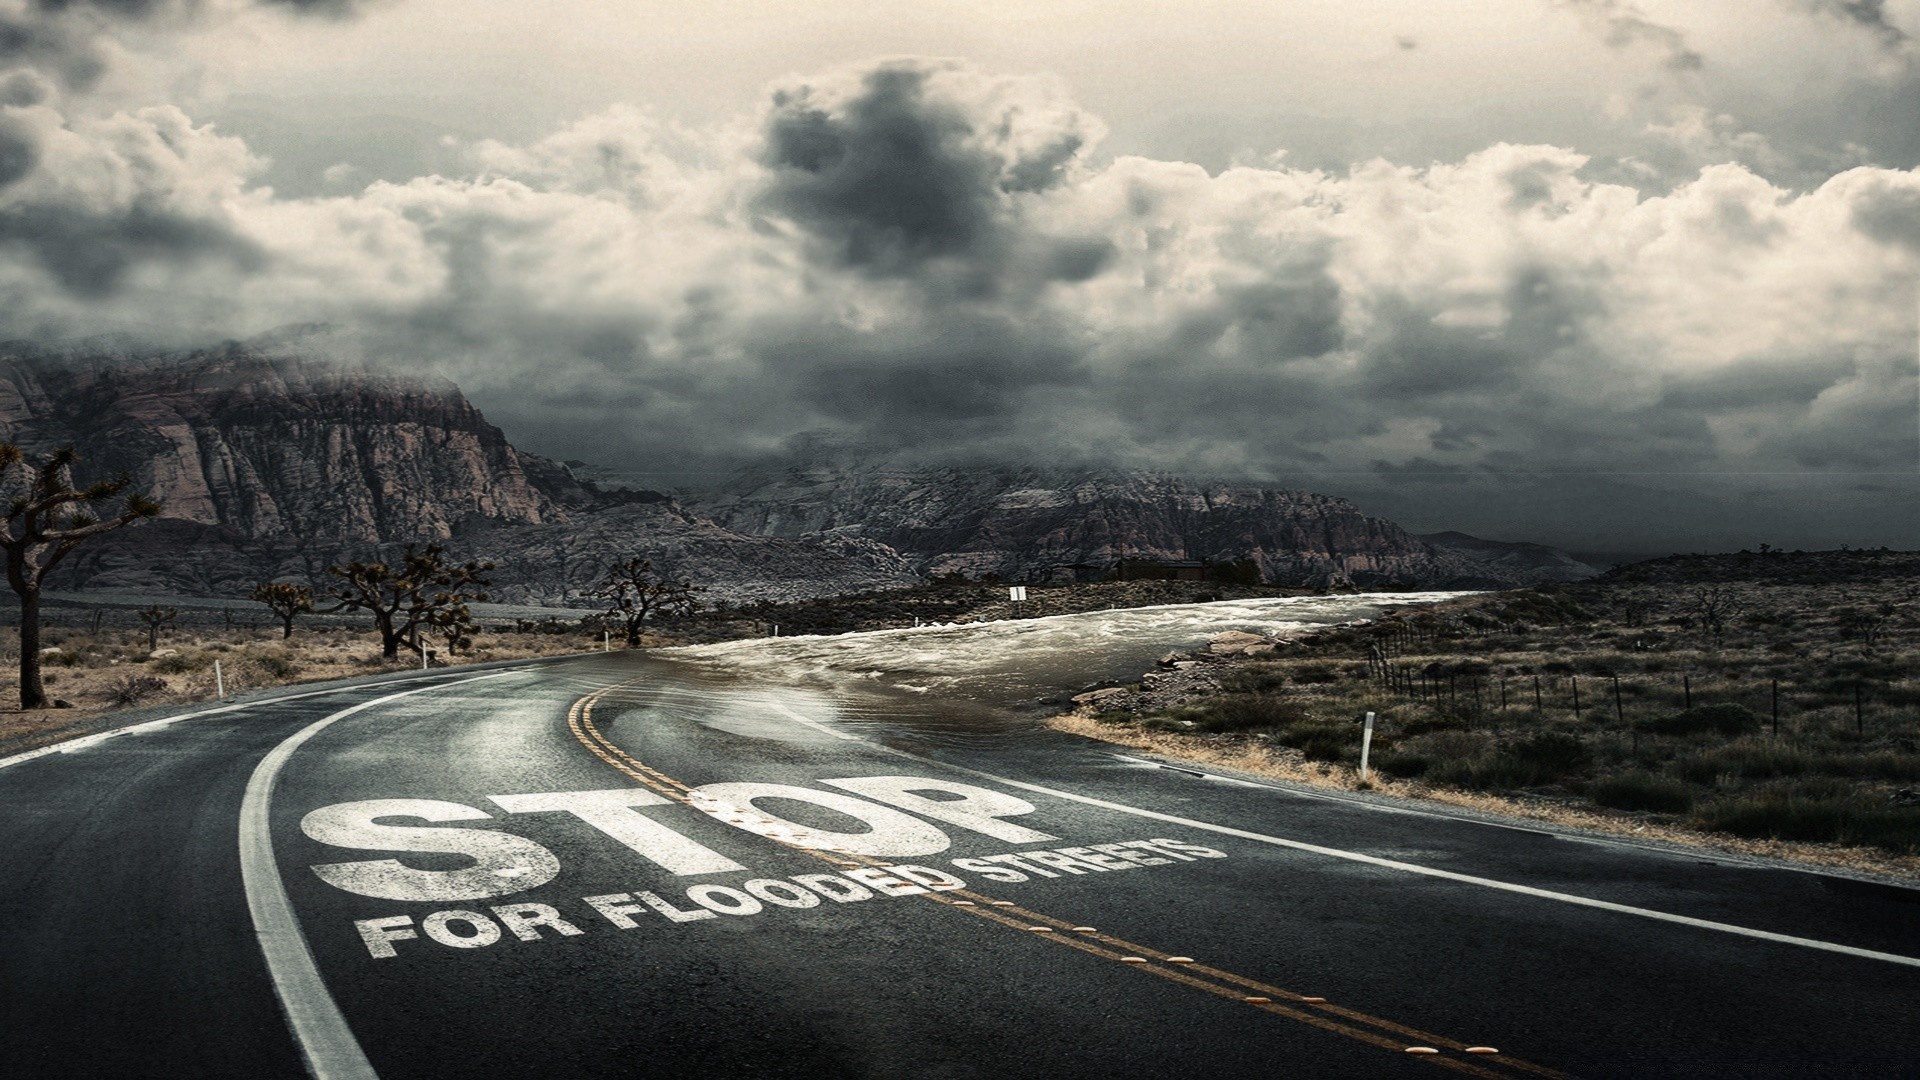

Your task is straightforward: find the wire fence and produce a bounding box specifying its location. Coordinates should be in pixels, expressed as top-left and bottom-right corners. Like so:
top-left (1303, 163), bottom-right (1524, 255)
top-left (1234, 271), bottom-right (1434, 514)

top-left (1359, 637), bottom-right (1913, 740)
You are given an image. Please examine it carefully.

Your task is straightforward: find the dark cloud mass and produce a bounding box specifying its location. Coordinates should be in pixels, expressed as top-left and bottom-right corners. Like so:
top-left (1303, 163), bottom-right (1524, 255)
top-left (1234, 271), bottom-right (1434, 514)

top-left (0, 116), bottom-right (36, 185)
top-left (763, 68), bottom-right (1002, 273)
top-left (0, 201), bottom-right (262, 295)
top-left (759, 61), bottom-right (1102, 292)
top-left (1807, 0), bottom-right (1911, 47)
top-left (0, 70), bottom-right (48, 106)
top-left (0, 32), bottom-right (1916, 550)
top-left (0, 0), bottom-right (382, 101)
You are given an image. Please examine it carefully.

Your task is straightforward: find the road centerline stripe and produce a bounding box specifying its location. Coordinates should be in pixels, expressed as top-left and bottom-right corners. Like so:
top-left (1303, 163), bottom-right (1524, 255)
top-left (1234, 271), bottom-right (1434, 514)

top-left (750, 699), bottom-right (1920, 970)
top-left (240, 671), bottom-right (518, 1080)
top-left (571, 686), bottom-right (1550, 1076)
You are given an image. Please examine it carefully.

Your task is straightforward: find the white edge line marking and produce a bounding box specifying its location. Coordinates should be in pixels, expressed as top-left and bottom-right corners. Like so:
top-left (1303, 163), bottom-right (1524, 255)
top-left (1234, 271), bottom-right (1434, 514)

top-left (240, 672), bottom-right (516, 1080)
top-left (1103, 752), bottom-right (1793, 865)
top-left (0, 687), bottom-right (356, 771)
top-left (0, 654), bottom-right (590, 772)
top-left (951, 762), bottom-right (1920, 971)
top-left (1107, 752), bottom-right (1558, 824)
top-left (757, 700), bottom-right (1920, 971)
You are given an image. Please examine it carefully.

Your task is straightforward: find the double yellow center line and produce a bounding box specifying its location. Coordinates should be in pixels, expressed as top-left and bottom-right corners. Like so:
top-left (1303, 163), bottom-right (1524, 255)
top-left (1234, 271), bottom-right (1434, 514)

top-left (567, 682), bottom-right (1569, 1079)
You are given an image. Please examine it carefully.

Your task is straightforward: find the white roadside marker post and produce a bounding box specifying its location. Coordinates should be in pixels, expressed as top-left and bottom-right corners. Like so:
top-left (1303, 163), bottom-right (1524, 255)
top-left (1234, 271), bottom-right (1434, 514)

top-left (421, 646), bottom-right (428, 672)
top-left (215, 659), bottom-right (226, 701)
top-left (603, 631), bottom-right (610, 653)
top-left (1360, 711), bottom-right (1376, 783)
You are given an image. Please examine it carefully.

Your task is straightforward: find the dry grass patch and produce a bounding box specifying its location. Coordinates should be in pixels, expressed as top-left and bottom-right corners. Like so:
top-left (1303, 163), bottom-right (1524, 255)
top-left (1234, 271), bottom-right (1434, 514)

top-left (1066, 573), bottom-right (1920, 867)
top-left (0, 618), bottom-right (613, 757)
top-left (1047, 712), bottom-right (1920, 883)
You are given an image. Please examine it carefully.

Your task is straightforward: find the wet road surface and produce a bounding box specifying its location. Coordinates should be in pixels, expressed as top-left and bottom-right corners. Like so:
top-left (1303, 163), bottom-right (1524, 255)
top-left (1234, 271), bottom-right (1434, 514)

top-left (3, 602), bottom-right (1917, 1079)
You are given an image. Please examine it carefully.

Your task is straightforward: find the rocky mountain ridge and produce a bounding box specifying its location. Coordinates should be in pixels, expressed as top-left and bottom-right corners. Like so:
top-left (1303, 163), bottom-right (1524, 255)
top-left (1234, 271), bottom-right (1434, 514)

top-left (0, 343), bottom-right (916, 602)
top-left (1419, 531), bottom-right (1606, 585)
top-left (0, 342), bottom-right (587, 543)
top-left (685, 462), bottom-right (1532, 587)
top-left (0, 341), bottom-right (1595, 600)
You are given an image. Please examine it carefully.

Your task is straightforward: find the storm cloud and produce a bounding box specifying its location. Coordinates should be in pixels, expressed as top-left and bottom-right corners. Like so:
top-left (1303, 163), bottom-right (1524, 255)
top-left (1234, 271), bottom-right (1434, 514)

top-left (0, 5), bottom-right (1915, 550)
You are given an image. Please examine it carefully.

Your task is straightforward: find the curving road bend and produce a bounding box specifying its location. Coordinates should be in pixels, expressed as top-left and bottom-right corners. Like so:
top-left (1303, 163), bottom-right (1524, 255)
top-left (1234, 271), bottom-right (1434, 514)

top-left (2, 616), bottom-right (1918, 1079)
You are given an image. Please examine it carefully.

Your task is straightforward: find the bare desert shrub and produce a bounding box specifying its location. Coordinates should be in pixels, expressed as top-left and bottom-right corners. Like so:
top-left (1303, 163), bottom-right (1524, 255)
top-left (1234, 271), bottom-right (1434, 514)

top-left (1674, 741), bottom-right (1813, 784)
top-left (1509, 731), bottom-right (1592, 778)
top-left (1185, 693), bottom-right (1313, 734)
top-left (1428, 752), bottom-right (1542, 791)
top-left (1221, 662), bottom-right (1290, 694)
top-left (1645, 703), bottom-right (1759, 737)
top-left (1371, 749), bottom-right (1433, 778)
top-left (108, 674), bottom-right (169, 707)
top-left (1694, 781), bottom-right (1920, 855)
top-left (1270, 718), bottom-right (1360, 762)
top-left (1588, 771), bottom-right (1693, 814)
top-left (148, 651), bottom-right (206, 675)
top-left (249, 651), bottom-right (301, 680)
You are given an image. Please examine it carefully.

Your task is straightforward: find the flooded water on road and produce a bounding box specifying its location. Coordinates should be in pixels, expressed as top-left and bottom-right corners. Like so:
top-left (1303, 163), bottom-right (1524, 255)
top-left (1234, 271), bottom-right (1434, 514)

top-left (652, 593), bottom-right (1469, 750)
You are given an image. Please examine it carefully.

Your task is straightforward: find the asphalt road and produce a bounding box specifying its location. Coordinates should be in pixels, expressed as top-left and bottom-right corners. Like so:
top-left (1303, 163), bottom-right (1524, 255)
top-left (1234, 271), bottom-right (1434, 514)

top-left (3, 651), bottom-right (1917, 1079)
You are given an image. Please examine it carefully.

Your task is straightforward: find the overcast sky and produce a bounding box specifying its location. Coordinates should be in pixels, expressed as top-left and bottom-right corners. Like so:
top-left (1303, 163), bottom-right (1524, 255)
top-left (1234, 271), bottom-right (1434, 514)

top-left (0, 0), bottom-right (1916, 554)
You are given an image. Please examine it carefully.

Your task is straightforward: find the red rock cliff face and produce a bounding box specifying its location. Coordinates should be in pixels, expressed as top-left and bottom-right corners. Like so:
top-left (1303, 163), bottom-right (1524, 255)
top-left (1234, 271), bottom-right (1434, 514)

top-left (0, 344), bottom-right (583, 544)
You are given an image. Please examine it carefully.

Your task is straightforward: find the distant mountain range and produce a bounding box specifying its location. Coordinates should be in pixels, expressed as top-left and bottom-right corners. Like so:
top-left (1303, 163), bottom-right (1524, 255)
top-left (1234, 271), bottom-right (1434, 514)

top-left (1416, 531), bottom-right (1606, 585)
top-left (0, 341), bottom-right (1603, 603)
top-left (684, 464), bottom-right (1603, 586)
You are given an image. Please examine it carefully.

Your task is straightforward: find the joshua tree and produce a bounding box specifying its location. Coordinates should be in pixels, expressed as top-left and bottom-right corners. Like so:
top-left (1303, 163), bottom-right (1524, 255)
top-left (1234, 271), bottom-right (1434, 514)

top-left (0, 446), bottom-right (160, 708)
top-left (324, 544), bottom-right (492, 660)
top-left (250, 581), bottom-right (315, 639)
top-left (591, 557), bottom-right (701, 647)
top-left (136, 605), bottom-right (179, 652)
top-left (427, 599), bottom-right (479, 658)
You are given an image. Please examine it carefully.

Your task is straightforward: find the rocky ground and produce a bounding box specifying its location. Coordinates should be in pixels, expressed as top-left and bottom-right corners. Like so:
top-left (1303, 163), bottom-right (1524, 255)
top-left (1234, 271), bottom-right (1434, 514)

top-left (1067, 628), bottom-right (1300, 715)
